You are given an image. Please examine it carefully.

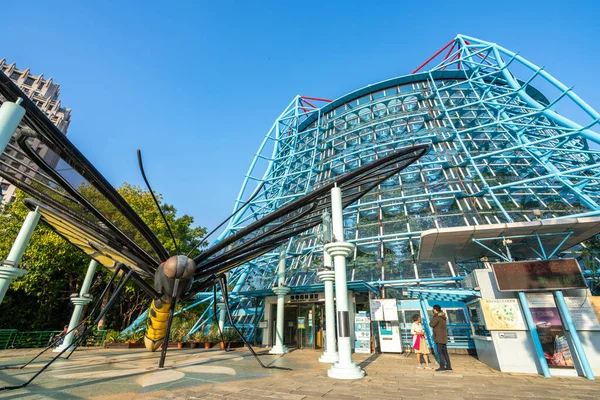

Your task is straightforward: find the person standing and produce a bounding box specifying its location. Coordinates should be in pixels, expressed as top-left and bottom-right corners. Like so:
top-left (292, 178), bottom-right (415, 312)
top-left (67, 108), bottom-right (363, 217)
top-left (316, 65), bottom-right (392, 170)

top-left (411, 314), bottom-right (432, 369)
top-left (429, 304), bottom-right (452, 372)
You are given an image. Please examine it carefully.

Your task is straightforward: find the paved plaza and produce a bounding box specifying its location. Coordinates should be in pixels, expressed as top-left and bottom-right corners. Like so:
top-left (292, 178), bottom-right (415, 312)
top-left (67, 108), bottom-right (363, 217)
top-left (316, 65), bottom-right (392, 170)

top-left (0, 347), bottom-right (598, 399)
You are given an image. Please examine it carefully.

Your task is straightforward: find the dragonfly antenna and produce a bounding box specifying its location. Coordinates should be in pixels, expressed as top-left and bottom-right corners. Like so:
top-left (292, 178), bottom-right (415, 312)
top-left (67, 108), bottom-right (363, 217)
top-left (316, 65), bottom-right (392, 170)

top-left (137, 149), bottom-right (180, 255)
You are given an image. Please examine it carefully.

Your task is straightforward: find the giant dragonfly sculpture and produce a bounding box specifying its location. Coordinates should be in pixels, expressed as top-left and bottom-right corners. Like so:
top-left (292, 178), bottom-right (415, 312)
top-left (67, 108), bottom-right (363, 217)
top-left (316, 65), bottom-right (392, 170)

top-left (0, 70), bottom-right (428, 390)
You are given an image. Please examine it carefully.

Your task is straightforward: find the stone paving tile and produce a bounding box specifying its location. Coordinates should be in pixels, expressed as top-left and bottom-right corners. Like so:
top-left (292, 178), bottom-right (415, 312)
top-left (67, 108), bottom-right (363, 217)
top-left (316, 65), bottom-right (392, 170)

top-left (0, 347), bottom-right (599, 399)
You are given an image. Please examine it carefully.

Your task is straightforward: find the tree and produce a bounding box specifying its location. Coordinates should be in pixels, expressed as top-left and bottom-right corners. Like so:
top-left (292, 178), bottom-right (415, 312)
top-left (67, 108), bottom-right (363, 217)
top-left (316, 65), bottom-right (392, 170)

top-left (581, 234), bottom-right (600, 295)
top-left (0, 184), bottom-right (206, 331)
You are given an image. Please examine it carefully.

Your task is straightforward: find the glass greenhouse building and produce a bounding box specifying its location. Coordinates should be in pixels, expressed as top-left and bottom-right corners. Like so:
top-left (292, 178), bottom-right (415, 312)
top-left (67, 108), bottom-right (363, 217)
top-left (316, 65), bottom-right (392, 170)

top-left (130, 35), bottom-right (600, 349)
top-left (221, 35), bottom-right (600, 293)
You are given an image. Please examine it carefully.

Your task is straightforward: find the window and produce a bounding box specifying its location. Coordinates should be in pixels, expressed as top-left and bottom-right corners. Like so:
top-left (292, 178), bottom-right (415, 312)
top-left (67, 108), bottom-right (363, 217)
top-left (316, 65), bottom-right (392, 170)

top-left (24, 77), bottom-right (35, 86)
top-left (446, 309), bottom-right (467, 324)
top-left (10, 71), bottom-right (21, 80)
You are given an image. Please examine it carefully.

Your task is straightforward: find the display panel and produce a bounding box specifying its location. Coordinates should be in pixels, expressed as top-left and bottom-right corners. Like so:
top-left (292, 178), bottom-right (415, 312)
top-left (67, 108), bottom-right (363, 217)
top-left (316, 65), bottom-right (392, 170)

top-left (492, 259), bottom-right (587, 292)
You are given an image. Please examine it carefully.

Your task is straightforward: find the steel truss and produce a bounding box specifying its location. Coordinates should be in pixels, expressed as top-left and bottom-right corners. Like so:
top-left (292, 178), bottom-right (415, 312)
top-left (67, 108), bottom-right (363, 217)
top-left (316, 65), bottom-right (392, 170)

top-left (126, 35), bottom-right (600, 337)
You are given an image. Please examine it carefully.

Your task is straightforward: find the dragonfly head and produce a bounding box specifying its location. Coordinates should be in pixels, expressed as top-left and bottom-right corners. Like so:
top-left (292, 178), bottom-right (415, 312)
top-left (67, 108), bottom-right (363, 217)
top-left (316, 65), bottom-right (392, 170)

top-left (163, 255), bottom-right (196, 280)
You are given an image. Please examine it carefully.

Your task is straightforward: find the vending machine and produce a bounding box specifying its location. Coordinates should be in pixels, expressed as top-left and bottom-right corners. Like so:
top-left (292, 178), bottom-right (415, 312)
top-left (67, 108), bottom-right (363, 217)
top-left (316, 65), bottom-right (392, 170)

top-left (370, 299), bottom-right (402, 353)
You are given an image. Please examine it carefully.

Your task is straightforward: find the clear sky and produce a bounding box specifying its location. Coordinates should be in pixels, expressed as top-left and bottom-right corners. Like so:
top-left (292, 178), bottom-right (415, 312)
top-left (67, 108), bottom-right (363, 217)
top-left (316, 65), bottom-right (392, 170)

top-left (2, 0), bottom-right (599, 235)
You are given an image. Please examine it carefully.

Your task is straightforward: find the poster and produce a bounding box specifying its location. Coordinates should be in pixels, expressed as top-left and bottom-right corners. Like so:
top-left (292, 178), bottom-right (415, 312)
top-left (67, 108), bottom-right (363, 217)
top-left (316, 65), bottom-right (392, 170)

top-left (354, 311), bottom-right (371, 354)
top-left (527, 294), bottom-right (600, 331)
top-left (369, 299), bottom-right (398, 321)
top-left (297, 317), bottom-right (305, 329)
top-left (480, 299), bottom-right (526, 330)
top-left (564, 297), bottom-right (600, 331)
top-left (591, 297), bottom-right (600, 325)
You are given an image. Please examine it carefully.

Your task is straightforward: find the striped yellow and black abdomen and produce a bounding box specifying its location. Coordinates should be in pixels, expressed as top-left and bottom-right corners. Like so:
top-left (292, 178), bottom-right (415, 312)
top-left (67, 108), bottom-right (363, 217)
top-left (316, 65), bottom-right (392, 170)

top-left (144, 298), bottom-right (171, 351)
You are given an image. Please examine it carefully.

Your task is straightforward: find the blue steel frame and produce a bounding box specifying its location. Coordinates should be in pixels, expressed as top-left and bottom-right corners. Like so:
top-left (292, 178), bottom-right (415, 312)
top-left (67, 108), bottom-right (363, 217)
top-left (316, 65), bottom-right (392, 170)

top-left (124, 35), bottom-right (600, 340)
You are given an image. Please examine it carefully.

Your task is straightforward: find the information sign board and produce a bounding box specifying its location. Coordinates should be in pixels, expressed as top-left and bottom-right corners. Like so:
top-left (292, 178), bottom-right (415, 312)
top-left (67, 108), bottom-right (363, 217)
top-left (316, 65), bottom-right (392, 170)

top-left (354, 311), bottom-right (371, 354)
top-left (492, 259), bottom-right (586, 291)
top-left (369, 299), bottom-right (398, 321)
top-left (480, 299), bottom-right (526, 330)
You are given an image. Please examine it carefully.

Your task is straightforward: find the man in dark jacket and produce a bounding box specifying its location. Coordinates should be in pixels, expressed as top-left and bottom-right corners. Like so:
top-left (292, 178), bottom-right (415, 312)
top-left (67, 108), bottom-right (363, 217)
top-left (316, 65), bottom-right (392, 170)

top-left (430, 304), bottom-right (452, 371)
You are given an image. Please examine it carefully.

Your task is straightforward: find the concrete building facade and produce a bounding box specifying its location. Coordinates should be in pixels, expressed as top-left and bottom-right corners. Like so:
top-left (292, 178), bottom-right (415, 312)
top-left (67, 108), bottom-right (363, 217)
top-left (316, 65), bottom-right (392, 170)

top-left (0, 59), bottom-right (71, 203)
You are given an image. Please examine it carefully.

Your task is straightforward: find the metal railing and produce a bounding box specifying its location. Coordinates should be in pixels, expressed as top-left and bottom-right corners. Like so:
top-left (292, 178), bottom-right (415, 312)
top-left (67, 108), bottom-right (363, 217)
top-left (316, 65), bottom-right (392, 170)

top-left (0, 329), bottom-right (107, 349)
top-left (400, 324), bottom-right (474, 350)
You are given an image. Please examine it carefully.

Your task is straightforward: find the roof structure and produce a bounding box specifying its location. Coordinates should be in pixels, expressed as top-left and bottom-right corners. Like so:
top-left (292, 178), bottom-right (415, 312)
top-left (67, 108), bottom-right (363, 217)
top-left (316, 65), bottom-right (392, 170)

top-left (418, 217), bottom-right (600, 262)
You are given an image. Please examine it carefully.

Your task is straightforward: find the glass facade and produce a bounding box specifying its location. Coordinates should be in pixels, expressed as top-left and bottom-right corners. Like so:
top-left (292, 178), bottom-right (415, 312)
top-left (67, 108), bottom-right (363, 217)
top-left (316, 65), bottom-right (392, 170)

top-left (220, 37), bottom-right (600, 295)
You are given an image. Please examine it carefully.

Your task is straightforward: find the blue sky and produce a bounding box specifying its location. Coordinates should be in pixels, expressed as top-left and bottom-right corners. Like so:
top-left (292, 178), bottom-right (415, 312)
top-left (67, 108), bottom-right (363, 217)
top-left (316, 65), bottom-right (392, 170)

top-left (2, 1), bottom-right (599, 235)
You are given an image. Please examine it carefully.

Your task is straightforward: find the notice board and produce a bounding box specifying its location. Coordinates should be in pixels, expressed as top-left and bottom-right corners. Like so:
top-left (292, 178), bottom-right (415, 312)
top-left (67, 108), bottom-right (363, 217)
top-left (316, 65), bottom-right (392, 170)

top-left (492, 259), bottom-right (586, 292)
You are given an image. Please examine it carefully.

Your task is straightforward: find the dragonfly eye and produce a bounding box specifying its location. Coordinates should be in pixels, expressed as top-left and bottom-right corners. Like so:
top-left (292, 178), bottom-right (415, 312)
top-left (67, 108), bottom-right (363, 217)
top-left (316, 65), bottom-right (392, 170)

top-left (163, 255), bottom-right (196, 279)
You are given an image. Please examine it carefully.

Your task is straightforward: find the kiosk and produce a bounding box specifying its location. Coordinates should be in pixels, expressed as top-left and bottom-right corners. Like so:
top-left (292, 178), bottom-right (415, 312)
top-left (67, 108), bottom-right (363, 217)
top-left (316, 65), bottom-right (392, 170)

top-left (370, 299), bottom-right (402, 353)
top-left (418, 217), bottom-right (600, 379)
top-left (463, 262), bottom-right (600, 379)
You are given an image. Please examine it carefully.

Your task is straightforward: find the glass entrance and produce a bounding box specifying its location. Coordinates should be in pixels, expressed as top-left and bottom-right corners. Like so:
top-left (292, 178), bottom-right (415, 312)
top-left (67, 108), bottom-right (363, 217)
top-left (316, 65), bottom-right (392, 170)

top-left (295, 303), bottom-right (325, 349)
top-left (283, 305), bottom-right (298, 346)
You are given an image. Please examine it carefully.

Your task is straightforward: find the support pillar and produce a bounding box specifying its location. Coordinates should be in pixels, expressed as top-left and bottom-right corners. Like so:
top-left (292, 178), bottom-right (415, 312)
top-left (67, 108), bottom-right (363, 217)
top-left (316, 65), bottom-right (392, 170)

top-left (270, 246), bottom-right (289, 354)
top-left (324, 185), bottom-right (365, 380)
top-left (269, 286), bottom-right (290, 354)
top-left (0, 97), bottom-right (25, 155)
top-left (318, 269), bottom-right (338, 363)
top-left (0, 207), bottom-right (41, 305)
top-left (554, 290), bottom-right (595, 380)
top-left (419, 296), bottom-right (439, 364)
top-left (54, 259), bottom-right (98, 352)
top-left (518, 291), bottom-right (551, 378)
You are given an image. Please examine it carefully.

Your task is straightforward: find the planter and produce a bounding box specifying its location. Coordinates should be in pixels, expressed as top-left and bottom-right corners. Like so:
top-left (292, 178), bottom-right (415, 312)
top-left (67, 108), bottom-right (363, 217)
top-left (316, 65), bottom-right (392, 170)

top-left (189, 341), bottom-right (197, 349)
top-left (204, 342), bottom-right (212, 349)
top-left (219, 341), bottom-right (226, 350)
top-left (104, 342), bottom-right (144, 349)
top-left (177, 342), bottom-right (185, 349)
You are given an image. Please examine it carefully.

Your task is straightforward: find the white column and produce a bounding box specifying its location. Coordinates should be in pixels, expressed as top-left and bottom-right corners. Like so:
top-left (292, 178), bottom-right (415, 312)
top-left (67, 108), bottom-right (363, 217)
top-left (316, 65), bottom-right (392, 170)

top-left (324, 185), bottom-right (365, 379)
top-left (54, 260), bottom-right (98, 352)
top-left (0, 207), bottom-right (41, 305)
top-left (269, 286), bottom-right (290, 354)
top-left (269, 247), bottom-right (289, 354)
top-left (318, 269), bottom-right (338, 363)
top-left (0, 98), bottom-right (25, 155)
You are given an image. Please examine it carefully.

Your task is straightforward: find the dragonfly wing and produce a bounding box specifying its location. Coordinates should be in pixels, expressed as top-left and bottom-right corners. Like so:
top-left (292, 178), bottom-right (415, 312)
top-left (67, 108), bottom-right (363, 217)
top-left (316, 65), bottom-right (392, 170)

top-left (192, 144), bottom-right (428, 288)
top-left (0, 71), bottom-right (168, 273)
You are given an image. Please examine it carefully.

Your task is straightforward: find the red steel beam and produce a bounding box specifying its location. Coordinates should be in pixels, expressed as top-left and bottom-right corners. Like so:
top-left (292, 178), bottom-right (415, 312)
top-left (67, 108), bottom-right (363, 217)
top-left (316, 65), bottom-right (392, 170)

top-left (412, 39), bottom-right (456, 74)
top-left (301, 96), bottom-right (332, 103)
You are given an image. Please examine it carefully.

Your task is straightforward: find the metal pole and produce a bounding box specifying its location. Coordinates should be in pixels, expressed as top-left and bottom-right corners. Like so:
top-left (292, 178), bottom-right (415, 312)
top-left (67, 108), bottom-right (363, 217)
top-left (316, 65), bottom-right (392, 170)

top-left (418, 296), bottom-right (439, 364)
top-left (553, 291), bottom-right (595, 380)
top-left (518, 292), bottom-right (551, 378)
top-left (0, 98), bottom-right (25, 155)
top-left (0, 207), bottom-right (41, 305)
top-left (324, 185), bottom-right (364, 379)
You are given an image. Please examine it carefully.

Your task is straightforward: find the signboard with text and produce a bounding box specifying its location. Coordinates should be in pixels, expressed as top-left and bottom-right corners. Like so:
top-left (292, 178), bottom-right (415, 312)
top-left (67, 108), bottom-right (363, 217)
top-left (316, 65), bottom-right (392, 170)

top-left (492, 259), bottom-right (586, 292)
top-left (369, 299), bottom-right (399, 321)
top-left (480, 299), bottom-right (526, 330)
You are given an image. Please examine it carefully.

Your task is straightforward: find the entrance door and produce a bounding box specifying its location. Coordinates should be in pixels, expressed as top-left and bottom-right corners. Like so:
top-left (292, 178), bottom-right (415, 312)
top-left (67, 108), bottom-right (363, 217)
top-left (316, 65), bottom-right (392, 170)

top-left (283, 305), bottom-right (298, 346)
top-left (295, 303), bottom-right (325, 349)
top-left (297, 304), bottom-right (313, 349)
